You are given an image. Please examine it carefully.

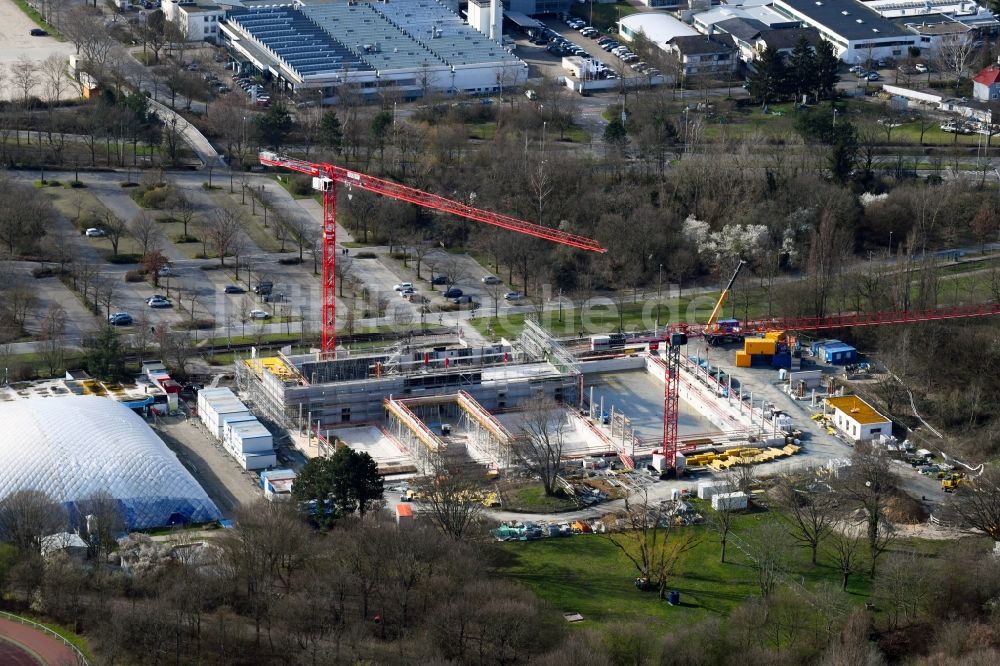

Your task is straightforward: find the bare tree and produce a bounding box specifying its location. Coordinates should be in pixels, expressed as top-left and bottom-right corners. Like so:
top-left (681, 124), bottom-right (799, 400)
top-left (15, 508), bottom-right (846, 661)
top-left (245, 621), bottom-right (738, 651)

top-left (826, 526), bottom-right (867, 591)
top-left (933, 33), bottom-right (977, 90)
top-left (98, 209), bottom-right (129, 256)
top-left (0, 490), bottom-right (67, 554)
top-left (946, 464), bottom-right (1000, 554)
top-left (413, 459), bottom-right (485, 541)
top-left (773, 474), bottom-right (838, 564)
top-left (79, 490), bottom-right (125, 563)
top-left (706, 491), bottom-right (739, 563)
top-left (836, 442), bottom-right (897, 576)
top-left (130, 211), bottom-right (163, 257)
top-left (603, 488), bottom-right (700, 598)
top-left (10, 56), bottom-right (38, 110)
top-left (156, 327), bottom-right (195, 377)
top-left (38, 305), bottom-right (67, 376)
top-left (743, 521), bottom-right (786, 598)
top-left (513, 401), bottom-right (567, 497)
top-left (171, 193), bottom-right (198, 240)
top-left (205, 208), bottom-right (242, 267)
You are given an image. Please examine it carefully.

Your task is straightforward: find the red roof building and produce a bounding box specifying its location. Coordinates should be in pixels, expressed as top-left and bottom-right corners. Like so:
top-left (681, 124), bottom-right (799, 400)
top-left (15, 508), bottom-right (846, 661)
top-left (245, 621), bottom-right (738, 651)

top-left (973, 65), bottom-right (1000, 102)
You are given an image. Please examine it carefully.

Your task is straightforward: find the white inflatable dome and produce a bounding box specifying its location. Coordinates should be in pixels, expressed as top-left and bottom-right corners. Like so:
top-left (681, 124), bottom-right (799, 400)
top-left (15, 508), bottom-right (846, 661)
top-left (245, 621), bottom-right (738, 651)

top-left (0, 395), bottom-right (221, 529)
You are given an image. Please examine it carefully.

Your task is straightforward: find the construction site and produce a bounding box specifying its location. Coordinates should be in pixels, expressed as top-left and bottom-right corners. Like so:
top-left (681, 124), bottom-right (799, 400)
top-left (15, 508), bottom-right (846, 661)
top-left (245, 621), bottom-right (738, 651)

top-left (232, 152), bottom-right (1000, 504)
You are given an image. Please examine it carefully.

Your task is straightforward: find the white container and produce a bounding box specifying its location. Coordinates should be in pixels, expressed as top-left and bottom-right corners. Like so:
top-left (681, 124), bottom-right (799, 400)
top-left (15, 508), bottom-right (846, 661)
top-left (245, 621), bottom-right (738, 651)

top-left (711, 491), bottom-right (748, 511)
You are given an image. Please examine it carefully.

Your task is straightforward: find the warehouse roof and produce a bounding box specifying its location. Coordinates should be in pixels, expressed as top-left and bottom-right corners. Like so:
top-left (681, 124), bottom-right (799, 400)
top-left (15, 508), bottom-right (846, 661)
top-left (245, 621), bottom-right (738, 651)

top-left (619, 13), bottom-right (698, 44)
top-left (824, 395), bottom-right (889, 425)
top-left (773, 0), bottom-right (910, 39)
top-left (0, 396), bottom-right (220, 529)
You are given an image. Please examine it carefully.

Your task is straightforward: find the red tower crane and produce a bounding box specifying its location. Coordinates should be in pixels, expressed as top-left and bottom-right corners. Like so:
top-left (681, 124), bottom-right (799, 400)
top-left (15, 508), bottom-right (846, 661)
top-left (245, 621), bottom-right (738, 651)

top-left (258, 152), bottom-right (607, 356)
top-left (660, 301), bottom-right (1000, 472)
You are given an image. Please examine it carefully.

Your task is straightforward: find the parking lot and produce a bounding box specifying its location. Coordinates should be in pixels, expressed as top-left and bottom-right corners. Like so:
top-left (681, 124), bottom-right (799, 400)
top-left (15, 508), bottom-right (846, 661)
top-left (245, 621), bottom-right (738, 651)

top-left (0, 0), bottom-right (75, 100)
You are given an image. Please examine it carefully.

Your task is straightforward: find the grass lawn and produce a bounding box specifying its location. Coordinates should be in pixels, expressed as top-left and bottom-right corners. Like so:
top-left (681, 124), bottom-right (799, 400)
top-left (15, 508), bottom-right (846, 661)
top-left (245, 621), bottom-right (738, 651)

top-left (504, 484), bottom-right (579, 513)
top-left (19, 616), bottom-right (92, 660)
top-left (494, 509), bottom-right (875, 630)
top-left (275, 175), bottom-right (313, 199)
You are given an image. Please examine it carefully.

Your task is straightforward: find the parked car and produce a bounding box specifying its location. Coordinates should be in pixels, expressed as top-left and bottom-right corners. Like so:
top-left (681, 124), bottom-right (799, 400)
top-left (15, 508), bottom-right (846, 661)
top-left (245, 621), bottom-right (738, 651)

top-left (482, 275), bottom-right (501, 284)
top-left (224, 284), bottom-right (245, 294)
top-left (85, 227), bottom-right (105, 237)
top-left (108, 312), bottom-right (133, 326)
top-left (504, 291), bottom-right (525, 301)
top-left (443, 287), bottom-right (463, 298)
top-left (452, 295), bottom-right (474, 304)
top-left (158, 266), bottom-right (176, 277)
top-left (915, 63), bottom-right (929, 73)
top-left (262, 292), bottom-right (285, 303)
top-left (30, 28), bottom-right (48, 36)
top-left (867, 72), bottom-right (880, 81)
top-left (253, 280), bottom-right (273, 294)
top-left (393, 282), bottom-right (413, 291)
top-left (431, 274), bottom-right (449, 285)
top-left (249, 309), bottom-right (271, 320)
top-left (400, 287), bottom-right (415, 297)
top-left (147, 296), bottom-right (172, 308)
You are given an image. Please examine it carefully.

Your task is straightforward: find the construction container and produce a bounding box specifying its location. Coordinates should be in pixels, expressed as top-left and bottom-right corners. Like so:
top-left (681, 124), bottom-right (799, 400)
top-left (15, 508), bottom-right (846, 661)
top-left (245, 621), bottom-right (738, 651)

top-left (764, 331), bottom-right (786, 341)
top-left (750, 354), bottom-right (772, 367)
top-left (396, 503), bottom-right (414, 527)
top-left (711, 491), bottom-right (749, 511)
top-left (698, 481), bottom-right (732, 500)
top-left (735, 351), bottom-right (751, 367)
top-left (744, 339), bottom-right (777, 356)
top-left (771, 352), bottom-right (791, 369)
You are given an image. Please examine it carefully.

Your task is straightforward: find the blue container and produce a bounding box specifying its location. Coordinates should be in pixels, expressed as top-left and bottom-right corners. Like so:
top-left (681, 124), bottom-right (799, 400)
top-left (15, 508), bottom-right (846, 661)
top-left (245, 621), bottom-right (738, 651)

top-left (771, 352), bottom-right (791, 369)
top-left (750, 354), bottom-right (771, 367)
top-left (667, 590), bottom-right (680, 605)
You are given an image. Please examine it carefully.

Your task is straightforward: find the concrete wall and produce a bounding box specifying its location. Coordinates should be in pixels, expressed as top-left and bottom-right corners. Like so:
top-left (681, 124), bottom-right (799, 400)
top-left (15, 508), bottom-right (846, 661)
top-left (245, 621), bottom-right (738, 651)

top-left (579, 356), bottom-right (648, 374)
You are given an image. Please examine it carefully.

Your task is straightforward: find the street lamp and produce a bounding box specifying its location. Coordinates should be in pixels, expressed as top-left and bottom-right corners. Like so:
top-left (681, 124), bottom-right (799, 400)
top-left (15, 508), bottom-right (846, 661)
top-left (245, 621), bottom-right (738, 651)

top-left (888, 230), bottom-right (893, 256)
top-left (558, 287), bottom-right (563, 322)
top-left (542, 121), bottom-right (547, 151)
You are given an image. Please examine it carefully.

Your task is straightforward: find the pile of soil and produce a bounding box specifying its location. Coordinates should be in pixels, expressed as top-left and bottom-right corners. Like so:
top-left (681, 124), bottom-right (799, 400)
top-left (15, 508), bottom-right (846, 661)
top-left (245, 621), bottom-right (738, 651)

top-left (884, 492), bottom-right (930, 525)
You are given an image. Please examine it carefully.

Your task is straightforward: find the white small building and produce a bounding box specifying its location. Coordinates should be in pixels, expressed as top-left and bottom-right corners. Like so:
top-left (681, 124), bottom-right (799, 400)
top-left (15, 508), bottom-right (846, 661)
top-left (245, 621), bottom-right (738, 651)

top-left (824, 395), bottom-right (892, 442)
top-left (163, 0), bottom-right (224, 41)
top-left (261, 469), bottom-right (296, 501)
top-left (41, 532), bottom-right (89, 560)
top-left (711, 491), bottom-right (749, 511)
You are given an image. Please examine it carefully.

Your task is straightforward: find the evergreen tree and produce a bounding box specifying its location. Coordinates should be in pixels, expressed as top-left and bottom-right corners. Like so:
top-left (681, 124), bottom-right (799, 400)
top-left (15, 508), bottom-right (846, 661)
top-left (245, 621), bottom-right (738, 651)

top-left (83, 327), bottom-right (127, 382)
top-left (291, 447), bottom-right (384, 525)
top-left (747, 46), bottom-right (789, 108)
top-left (603, 118), bottom-right (628, 147)
top-left (255, 102), bottom-right (294, 150)
top-left (788, 38), bottom-right (817, 101)
top-left (813, 40), bottom-right (841, 102)
top-left (319, 110), bottom-right (343, 153)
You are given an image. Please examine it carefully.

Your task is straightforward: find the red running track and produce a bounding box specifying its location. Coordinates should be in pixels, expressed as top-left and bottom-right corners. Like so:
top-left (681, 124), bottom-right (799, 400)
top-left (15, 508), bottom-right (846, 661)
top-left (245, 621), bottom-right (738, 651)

top-left (0, 617), bottom-right (80, 665)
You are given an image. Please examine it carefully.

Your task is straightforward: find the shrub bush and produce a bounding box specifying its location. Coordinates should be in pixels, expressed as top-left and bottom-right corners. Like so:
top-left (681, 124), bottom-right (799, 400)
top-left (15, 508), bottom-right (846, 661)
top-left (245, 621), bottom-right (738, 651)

top-left (65, 181), bottom-right (86, 189)
top-left (31, 266), bottom-right (66, 278)
top-left (125, 269), bottom-right (148, 282)
top-left (106, 254), bottom-right (142, 264)
top-left (174, 234), bottom-right (198, 243)
top-left (175, 318), bottom-right (216, 330)
top-left (355, 251), bottom-right (377, 259)
top-left (278, 256), bottom-right (303, 265)
top-left (139, 187), bottom-right (173, 209)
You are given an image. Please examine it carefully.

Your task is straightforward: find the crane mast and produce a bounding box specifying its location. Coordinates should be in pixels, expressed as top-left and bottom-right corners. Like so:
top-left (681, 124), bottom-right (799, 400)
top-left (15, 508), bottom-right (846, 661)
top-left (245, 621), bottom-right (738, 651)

top-left (258, 152), bottom-right (606, 356)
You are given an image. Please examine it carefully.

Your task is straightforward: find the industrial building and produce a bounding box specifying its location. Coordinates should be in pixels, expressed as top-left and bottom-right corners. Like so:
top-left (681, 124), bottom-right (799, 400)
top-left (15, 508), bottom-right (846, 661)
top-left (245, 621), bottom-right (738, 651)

top-left (221, 0), bottom-right (526, 102)
top-left (770, 0), bottom-right (919, 62)
top-left (824, 395), bottom-right (892, 441)
top-left (0, 396), bottom-right (221, 530)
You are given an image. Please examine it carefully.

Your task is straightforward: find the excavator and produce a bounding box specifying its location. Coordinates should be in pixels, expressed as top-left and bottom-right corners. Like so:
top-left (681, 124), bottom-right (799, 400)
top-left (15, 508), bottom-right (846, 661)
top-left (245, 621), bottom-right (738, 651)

top-left (703, 260), bottom-right (747, 346)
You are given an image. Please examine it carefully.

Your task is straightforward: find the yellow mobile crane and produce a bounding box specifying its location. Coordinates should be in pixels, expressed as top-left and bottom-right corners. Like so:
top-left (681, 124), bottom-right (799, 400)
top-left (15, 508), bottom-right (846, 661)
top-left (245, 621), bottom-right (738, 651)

top-left (703, 260), bottom-right (747, 346)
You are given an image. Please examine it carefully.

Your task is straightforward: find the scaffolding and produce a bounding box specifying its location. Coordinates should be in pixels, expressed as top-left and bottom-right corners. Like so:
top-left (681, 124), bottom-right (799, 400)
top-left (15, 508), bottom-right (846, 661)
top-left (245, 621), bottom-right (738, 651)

top-left (457, 390), bottom-right (514, 467)
top-left (384, 397), bottom-right (445, 474)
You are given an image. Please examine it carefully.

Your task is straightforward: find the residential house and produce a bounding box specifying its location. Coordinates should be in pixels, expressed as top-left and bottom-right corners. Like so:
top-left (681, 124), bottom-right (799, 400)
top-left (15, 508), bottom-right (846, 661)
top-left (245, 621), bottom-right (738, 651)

top-left (974, 64), bottom-right (1000, 102)
top-left (663, 35), bottom-right (738, 77)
